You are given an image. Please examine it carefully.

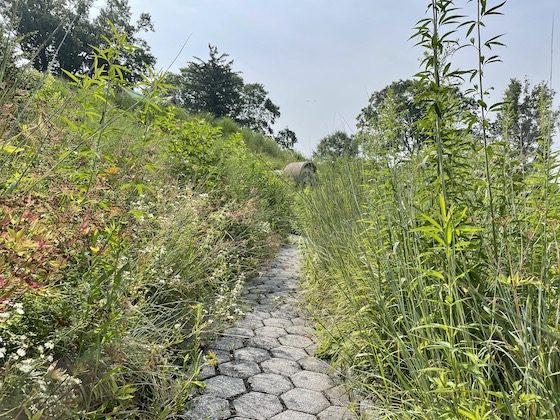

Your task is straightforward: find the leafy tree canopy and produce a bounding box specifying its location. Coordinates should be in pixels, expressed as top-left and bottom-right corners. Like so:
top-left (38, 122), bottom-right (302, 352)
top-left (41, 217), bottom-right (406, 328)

top-left (174, 45), bottom-right (243, 118)
top-left (0, 0), bottom-right (154, 80)
top-left (314, 131), bottom-right (358, 159)
top-left (496, 78), bottom-right (559, 161)
top-left (237, 83), bottom-right (280, 135)
top-left (170, 45), bottom-right (281, 135)
top-left (358, 79), bottom-right (475, 155)
top-left (275, 127), bottom-right (298, 149)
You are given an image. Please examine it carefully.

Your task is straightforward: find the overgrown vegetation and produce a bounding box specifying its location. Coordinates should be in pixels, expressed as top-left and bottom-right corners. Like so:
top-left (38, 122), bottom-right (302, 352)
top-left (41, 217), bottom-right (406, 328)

top-left (0, 21), bottom-right (296, 418)
top-left (298, 0), bottom-right (560, 418)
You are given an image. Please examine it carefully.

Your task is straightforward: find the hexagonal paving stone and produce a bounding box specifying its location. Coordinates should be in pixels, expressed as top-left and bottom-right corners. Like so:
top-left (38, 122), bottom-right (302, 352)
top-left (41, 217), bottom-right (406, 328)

top-left (223, 327), bottom-right (255, 337)
top-left (233, 392), bottom-right (283, 419)
top-left (263, 318), bottom-right (293, 328)
top-left (281, 388), bottom-right (330, 414)
top-left (271, 345), bottom-right (308, 361)
top-left (299, 357), bottom-right (331, 374)
top-left (261, 358), bottom-right (301, 375)
top-left (291, 317), bottom-right (308, 326)
top-left (247, 335), bottom-right (280, 350)
top-left (278, 334), bottom-right (314, 349)
top-left (249, 373), bottom-right (293, 395)
top-left (290, 371), bottom-right (334, 391)
top-left (285, 325), bottom-right (315, 336)
top-left (254, 304), bottom-right (277, 312)
top-left (271, 410), bottom-right (316, 420)
top-left (203, 375), bottom-right (246, 399)
top-left (255, 326), bottom-right (287, 339)
top-left (271, 309), bottom-right (298, 319)
top-left (318, 406), bottom-right (355, 419)
top-left (234, 346), bottom-right (270, 363)
top-left (219, 361), bottom-right (261, 378)
top-left (184, 394), bottom-right (231, 419)
top-left (236, 318), bottom-right (264, 330)
top-left (199, 364), bottom-right (216, 380)
top-left (325, 385), bottom-right (351, 405)
top-left (212, 336), bottom-right (245, 351)
top-left (305, 343), bottom-right (318, 356)
top-left (246, 311), bottom-right (271, 320)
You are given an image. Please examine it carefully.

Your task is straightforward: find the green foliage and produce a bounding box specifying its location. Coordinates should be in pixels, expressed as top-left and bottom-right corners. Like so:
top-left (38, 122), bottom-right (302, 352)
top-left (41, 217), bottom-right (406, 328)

top-left (297, 0), bottom-right (560, 418)
top-left (0, 28), bottom-right (294, 418)
top-left (0, 0), bottom-right (154, 80)
top-left (496, 78), bottom-right (559, 163)
top-left (237, 83), bottom-right (281, 135)
top-left (170, 46), bottom-right (282, 136)
top-left (216, 117), bottom-right (303, 169)
top-left (357, 79), bottom-right (475, 155)
top-left (313, 130), bottom-right (358, 160)
top-left (173, 45), bottom-right (244, 118)
top-left (275, 127), bottom-right (298, 149)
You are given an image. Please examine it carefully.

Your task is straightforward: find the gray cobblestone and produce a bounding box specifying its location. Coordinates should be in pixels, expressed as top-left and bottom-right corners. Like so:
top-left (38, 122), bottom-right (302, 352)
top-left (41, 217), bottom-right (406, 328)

top-left (261, 357), bottom-right (301, 375)
top-left (233, 392), bottom-right (283, 419)
top-left (281, 388), bottom-right (330, 414)
top-left (249, 373), bottom-right (293, 395)
top-left (187, 245), bottom-right (361, 419)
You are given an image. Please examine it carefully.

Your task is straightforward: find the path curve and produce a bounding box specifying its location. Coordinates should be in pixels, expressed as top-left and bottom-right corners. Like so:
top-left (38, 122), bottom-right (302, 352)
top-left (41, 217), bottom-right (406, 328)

top-left (184, 244), bottom-right (354, 419)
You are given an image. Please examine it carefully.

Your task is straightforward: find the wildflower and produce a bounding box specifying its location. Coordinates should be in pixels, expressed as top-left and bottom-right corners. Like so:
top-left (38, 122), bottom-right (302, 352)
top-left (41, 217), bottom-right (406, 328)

top-left (0, 347), bottom-right (6, 358)
top-left (18, 359), bottom-right (33, 373)
top-left (14, 303), bottom-right (24, 315)
top-left (45, 341), bottom-right (54, 350)
top-left (16, 348), bottom-right (26, 357)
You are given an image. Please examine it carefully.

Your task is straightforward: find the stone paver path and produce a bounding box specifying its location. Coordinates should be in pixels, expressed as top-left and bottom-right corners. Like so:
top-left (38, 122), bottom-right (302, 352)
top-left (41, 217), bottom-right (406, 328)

top-left (184, 245), bottom-right (355, 420)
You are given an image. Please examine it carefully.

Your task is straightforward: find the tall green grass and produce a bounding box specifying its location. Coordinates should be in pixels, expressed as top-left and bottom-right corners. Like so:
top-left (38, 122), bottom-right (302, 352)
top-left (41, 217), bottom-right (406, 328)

top-left (297, 1), bottom-right (560, 418)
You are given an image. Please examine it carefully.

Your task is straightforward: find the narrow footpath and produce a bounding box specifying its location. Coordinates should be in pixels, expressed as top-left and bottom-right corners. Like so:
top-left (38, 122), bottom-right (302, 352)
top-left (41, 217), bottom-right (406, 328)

top-left (184, 244), bottom-right (355, 419)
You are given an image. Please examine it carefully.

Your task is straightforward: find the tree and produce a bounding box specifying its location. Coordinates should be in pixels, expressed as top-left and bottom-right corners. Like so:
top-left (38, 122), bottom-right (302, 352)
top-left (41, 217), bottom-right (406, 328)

top-left (275, 128), bottom-right (298, 149)
top-left (358, 79), bottom-right (475, 155)
top-left (175, 45), bottom-right (243, 118)
top-left (236, 83), bottom-right (280, 135)
top-left (314, 131), bottom-right (358, 159)
top-left (0, 0), bottom-right (154, 80)
top-left (0, 20), bottom-right (17, 81)
top-left (357, 79), bottom-right (425, 154)
top-left (94, 0), bottom-right (155, 83)
top-left (170, 47), bottom-right (281, 133)
top-left (496, 78), bottom-right (558, 162)
top-left (0, 0), bottom-right (95, 73)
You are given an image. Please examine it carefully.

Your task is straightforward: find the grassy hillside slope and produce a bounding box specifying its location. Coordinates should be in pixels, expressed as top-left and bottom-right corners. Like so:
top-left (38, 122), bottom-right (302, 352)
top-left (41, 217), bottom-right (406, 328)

top-left (0, 61), bottom-right (298, 417)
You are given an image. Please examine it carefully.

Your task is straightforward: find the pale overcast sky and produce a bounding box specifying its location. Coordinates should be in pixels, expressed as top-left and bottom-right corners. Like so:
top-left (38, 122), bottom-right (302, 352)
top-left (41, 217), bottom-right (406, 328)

top-left (125, 0), bottom-right (560, 156)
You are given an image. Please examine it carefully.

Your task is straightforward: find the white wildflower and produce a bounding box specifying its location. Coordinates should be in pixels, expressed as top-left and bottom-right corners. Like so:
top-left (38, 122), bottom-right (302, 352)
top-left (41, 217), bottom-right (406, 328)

top-left (0, 347), bottom-right (6, 358)
top-left (45, 341), bottom-right (54, 350)
top-left (16, 348), bottom-right (26, 357)
top-left (18, 359), bottom-right (33, 373)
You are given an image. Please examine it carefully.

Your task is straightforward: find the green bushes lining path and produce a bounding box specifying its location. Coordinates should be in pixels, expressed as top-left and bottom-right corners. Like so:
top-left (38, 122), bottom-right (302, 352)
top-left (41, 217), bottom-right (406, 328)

top-left (0, 34), bottom-right (296, 418)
